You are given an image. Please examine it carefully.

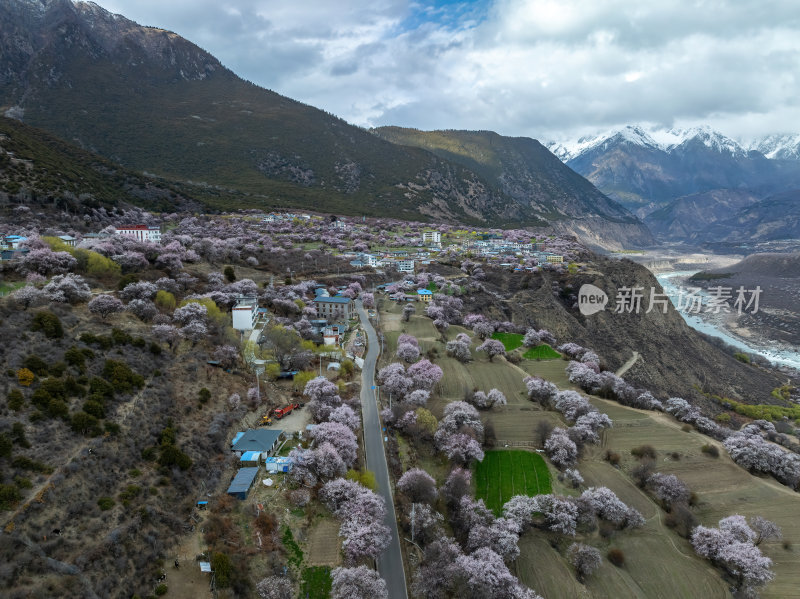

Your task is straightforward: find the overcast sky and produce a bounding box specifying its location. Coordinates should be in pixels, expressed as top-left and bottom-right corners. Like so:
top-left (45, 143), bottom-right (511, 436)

top-left (94, 0), bottom-right (800, 142)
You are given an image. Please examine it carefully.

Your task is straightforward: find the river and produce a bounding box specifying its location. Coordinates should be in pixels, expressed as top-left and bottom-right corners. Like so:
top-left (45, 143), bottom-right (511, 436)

top-left (656, 271), bottom-right (800, 371)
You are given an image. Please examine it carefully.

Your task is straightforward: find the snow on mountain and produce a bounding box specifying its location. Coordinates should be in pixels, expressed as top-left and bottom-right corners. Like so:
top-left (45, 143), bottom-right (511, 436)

top-left (549, 124), bottom-right (758, 162)
top-left (745, 133), bottom-right (800, 160)
top-left (547, 125), bottom-right (659, 161)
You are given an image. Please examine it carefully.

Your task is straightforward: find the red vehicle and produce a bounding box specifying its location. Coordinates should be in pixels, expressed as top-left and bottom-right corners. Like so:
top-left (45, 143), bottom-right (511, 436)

top-left (274, 403), bottom-right (299, 419)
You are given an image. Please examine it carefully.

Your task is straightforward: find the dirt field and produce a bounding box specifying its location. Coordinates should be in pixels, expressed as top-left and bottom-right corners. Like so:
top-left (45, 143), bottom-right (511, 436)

top-left (306, 518), bottom-right (342, 566)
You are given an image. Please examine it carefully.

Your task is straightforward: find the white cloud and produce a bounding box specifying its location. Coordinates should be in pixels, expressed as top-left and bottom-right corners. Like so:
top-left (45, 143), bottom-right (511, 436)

top-left (92, 0), bottom-right (800, 141)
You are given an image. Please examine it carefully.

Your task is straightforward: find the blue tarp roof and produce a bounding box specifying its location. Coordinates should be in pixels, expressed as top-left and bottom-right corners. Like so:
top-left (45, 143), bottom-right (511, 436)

top-left (227, 467), bottom-right (259, 495)
top-left (240, 451), bottom-right (261, 462)
top-left (265, 456), bottom-right (292, 464)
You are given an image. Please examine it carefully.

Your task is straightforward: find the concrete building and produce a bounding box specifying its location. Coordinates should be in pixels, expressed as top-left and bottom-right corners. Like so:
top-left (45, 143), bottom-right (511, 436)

top-left (114, 225), bottom-right (161, 243)
top-left (395, 259), bottom-right (415, 274)
top-left (421, 230), bottom-right (441, 246)
top-left (232, 296), bottom-right (259, 331)
top-left (314, 296), bottom-right (354, 322)
top-left (416, 289), bottom-right (433, 302)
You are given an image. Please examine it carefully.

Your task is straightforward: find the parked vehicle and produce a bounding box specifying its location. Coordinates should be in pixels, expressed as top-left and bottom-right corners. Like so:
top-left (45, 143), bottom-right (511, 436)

top-left (274, 403), bottom-right (300, 419)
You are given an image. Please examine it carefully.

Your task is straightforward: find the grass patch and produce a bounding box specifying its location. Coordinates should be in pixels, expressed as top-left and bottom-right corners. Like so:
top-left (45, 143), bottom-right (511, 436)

top-left (301, 566), bottom-right (332, 599)
top-left (282, 527), bottom-right (304, 568)
top-left (522, 344), bottom-right (561, 361)
top-left (491, 332), bottom-right (524, 352)
top-left (474, 450), bottom-right (551, 515)
top-left (0, 281), bottom-right (25, 295)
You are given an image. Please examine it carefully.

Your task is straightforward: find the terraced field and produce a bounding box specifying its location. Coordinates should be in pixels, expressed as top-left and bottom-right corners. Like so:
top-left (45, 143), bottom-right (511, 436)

top-left (474, 450), bottom-right (552, 515)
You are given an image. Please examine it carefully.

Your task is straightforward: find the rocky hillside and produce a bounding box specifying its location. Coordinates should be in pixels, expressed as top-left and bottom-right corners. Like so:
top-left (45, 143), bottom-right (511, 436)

top-left (644, 189), bottom-right (761, 241)
top-left (454, 256), bottom-right (785, 405)
top-left (0, 116), bottom-right (206, 214)
top-left (0, 0), bottom-right (649, 246)
top-left (371, 127), bottom-right (653, 248)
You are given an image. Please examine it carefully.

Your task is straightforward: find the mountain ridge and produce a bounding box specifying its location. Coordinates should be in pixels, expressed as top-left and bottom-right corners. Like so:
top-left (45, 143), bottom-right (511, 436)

top-left (0, 0), bottom-right (652, 249)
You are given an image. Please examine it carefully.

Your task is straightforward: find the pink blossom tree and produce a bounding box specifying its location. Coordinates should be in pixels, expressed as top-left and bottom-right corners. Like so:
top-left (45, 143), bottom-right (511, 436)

top-left (407, 359), bottom-right (443, 391)
top-left (545, 428), bottom-right (578, 469)
top-left (256, 576), bottom-right (293, 599)
top-left (329, 405), bottom-right (360, 431)
top-left (446, 339), bottom-right (472, 363)
top-left (397, 342), bottom-right (420, 363)
top-left (331, 566), bottom-right (387, 599)
top-left (310, 422), bottom-right (358, 467)
top-left (567, 543), bottom-right (601, 582)
top-left (477, 339), bottom-right (506, 362)
top-left (88, 294), bottom-right (124, 319)
top-left (397, 468), bottom-right (437, 504)
top-left (378, 362), bottom-right (413, 400)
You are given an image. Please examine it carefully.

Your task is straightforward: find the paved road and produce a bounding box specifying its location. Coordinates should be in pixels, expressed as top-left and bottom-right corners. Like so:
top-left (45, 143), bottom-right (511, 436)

top-left (356, 300), bottom-right (409, 599)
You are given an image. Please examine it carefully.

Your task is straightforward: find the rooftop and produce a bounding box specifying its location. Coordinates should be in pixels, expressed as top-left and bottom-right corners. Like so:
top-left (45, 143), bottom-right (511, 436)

top-left (313, 296), bottom-right (352, 305)
top-left (227, 467), bottom-right (259, 494)
top-left (232, 429), bottom-right (282, 453)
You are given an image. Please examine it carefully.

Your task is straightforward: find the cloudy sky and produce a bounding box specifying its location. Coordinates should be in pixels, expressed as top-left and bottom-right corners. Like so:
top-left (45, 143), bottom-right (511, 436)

top-left (94, 0), bottom-right (800, 142)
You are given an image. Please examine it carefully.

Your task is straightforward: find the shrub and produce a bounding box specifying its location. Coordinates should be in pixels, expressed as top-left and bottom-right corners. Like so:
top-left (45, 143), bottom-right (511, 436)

top-left (631, 445), bottom-right (657, 460)
top-left (149, 342), bottom-right (162, 355)
top-left (211, 552), bottom-right (234, 588)
top-left (102, 360), bottom-right (144, 393)
top-left (154, 290), bottom-right (176, 311)
top-left (700, 444), bottom-right (720, 458)
top-left (608, 548), bottom-right (625, 567)
top-left (224, 266), bottom-right (236, 282)
top-left (154, 584), bottom-right (168, 596)
top-left (681, 424), bottom-right (692, 432)
top-left (16, 368), bottom-right (35, 387)
top-left (12, 456), bottom-right (53, 473)
top-left (97, 497), bottom-right (115, 511)
top-left (8, 389), bottom-right (25, 411)
top-left (0, 484), bottom-right (22, 510)
top-left (0, 434), bottom-right (10, 459)
top-left (30, 311), bottom-right (63, 338)
top-left (199, 388), bottom-right (211, 404)
top-left (23, 355), bottom-right (49, 377)
top-left (605, 451), bottom-right (621, 466)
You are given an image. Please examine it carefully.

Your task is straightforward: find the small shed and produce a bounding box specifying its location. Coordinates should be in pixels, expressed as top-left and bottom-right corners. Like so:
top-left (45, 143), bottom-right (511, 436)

top-left (265, 456), bottom-right (293, 474)
top-left (240, 451), bottom-right (261, 466)
top-left (226, 467), bottom-right (259, 500)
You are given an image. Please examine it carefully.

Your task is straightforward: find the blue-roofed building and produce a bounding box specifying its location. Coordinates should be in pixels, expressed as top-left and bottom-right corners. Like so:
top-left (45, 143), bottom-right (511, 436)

top-left (416, 289), bottom-right (433, 302)
top-left (313, 295), bottom-right (354, 322)
top-left (232, 429), bottom-right (283, 456)
top-left (226, 467), bottom-right (259, 500)
top-left (240, 451), bottom-right (262, 466)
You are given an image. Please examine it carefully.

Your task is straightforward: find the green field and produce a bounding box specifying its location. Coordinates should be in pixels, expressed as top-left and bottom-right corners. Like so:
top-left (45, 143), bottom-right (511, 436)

top-left (0, 281), bottom-right (25, 295)
top-left (522, 344), bottom-right (561, 361)
top-left (475, 450), bottom-right (551, 515)
top-left (491, 332), bottom-right (524, 351)
top-left (301, 566), bottom-right (332, 599)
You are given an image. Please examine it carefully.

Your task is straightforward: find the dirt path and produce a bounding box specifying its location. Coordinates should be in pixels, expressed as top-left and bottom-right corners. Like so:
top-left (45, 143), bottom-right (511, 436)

top-left (616, 351), bottom-right (641, 377)
top-left (2, 373), bottom-right (156, 531)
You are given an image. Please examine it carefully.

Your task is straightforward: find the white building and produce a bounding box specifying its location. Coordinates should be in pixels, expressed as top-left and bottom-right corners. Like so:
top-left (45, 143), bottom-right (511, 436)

top-left (359, 253), bottom-right (380, 268)
top-left (114, 225), bottom-right (161, 243)
top-left (395, 259), bottom-right (415, 274)
top-left (232, 296), bottom-right (259, 331)
top-left (421, 231), bottom-right (441, 246)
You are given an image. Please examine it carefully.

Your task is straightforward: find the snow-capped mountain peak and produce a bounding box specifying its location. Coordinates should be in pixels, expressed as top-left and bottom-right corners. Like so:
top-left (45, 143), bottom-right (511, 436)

top-left (548, 124), bottom-right (756, 162)
top-left (745, 133), bottom-right (800, 160)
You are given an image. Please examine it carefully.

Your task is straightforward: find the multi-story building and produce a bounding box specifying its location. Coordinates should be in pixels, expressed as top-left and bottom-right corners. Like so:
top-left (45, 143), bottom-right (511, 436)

top-left (314, 296), bottom-right (354, 322)
top-left (114, 225), bottom-right (161, 243)
top-left (232, 296), bottom-right (259, 331)
top-left (421, 231), bottom-right (441, 246)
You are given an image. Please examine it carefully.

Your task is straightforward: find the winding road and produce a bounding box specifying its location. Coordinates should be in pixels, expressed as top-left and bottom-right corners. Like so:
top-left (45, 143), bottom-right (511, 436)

top-left (355, 299), bottom-right (409, 599)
